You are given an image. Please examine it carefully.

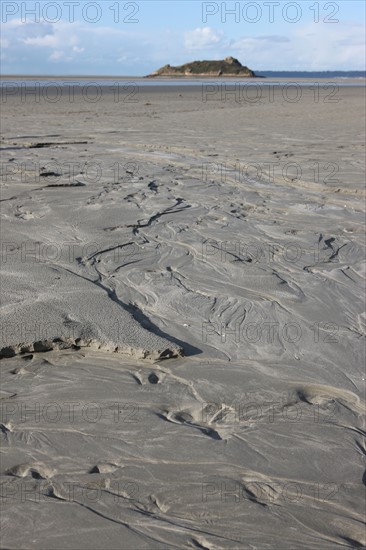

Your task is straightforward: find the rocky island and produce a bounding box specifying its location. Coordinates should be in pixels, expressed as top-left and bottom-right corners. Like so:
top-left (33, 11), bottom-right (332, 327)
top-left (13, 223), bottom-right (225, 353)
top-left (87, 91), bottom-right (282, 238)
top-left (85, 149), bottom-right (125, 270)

top-left (147, 56), bottom-right (256, 77)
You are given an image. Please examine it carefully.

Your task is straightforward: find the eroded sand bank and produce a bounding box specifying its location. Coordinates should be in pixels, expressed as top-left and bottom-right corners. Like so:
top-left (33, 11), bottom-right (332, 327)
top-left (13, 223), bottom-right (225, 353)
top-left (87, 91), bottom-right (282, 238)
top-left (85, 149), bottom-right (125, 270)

top-left (0, 83), bottom-right (365, 548)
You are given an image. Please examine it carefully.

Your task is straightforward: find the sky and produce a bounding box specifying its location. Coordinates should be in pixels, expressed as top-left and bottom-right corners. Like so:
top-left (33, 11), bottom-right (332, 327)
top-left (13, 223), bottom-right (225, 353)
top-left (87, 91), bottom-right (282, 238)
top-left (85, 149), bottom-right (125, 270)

top-left (1, 1), bottom-right (365, 75)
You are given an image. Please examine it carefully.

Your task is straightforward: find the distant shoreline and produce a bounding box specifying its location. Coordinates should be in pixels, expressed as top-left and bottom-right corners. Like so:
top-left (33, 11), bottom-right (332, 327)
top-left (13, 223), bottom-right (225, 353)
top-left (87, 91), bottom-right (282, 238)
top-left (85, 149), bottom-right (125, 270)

top-left (1, 71), bottom-right (365, 80)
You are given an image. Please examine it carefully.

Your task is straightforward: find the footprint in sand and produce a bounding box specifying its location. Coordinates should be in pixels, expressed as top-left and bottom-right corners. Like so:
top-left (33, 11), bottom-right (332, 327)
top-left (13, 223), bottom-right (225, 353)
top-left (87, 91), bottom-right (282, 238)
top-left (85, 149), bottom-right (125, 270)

top-left (14, 206), bottom-right (35, 220)
top-left (160, 409), bottom-right (222, 440)
top-left (286, 385), bottom-right (364, 413)
top-left (6, 462), bottom-right (55, 479)
top-left (131, 371), bottom-right (162, 385)
top-left (89, 462), bottom-right (119, 474)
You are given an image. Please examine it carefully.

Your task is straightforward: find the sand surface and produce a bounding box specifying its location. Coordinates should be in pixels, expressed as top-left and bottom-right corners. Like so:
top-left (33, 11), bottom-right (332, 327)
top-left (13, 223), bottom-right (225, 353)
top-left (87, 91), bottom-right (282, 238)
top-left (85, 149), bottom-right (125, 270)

top-left (1, 83), bottom-right (365, 549)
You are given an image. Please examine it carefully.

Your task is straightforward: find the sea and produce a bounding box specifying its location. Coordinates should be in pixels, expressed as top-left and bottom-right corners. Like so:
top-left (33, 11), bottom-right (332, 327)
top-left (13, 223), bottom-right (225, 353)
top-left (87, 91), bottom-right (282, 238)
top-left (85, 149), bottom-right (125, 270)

top-left (0, 71), bottom-right (365, 92)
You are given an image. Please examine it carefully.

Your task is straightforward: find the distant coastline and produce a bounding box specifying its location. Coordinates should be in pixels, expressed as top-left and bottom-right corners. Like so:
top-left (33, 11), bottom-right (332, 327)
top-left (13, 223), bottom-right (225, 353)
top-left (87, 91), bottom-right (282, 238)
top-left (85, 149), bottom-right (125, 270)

top-left (1, 71), bottom-right (365, 80)
top-left (255, 70), bottom-right (366, 78)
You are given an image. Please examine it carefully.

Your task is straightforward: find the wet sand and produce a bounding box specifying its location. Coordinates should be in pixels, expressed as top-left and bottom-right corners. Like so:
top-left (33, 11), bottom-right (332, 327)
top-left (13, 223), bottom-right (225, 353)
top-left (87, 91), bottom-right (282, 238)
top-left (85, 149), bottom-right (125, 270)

top-left (1, 82), bottom-right (365, 549)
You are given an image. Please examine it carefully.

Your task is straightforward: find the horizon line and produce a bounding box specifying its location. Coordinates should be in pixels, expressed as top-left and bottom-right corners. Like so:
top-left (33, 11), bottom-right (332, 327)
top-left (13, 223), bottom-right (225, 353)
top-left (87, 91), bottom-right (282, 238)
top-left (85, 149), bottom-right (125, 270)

top-left (1, 70), bottom-right (366, 78)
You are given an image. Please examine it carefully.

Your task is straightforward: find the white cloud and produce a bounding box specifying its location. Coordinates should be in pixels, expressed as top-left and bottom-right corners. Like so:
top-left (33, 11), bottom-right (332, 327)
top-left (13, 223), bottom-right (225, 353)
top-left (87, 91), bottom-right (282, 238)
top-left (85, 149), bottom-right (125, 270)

top-left (0, 16), bottom-right (364, 74)
top-left (256, 35), bottom-right (290, 43)
top-left (184, 27), bottom-right (225, 50)
top-left (23, 34), bottom-right (60, 47)
top-left (49, 50), bottom-right (65, 60)
top-left (1, 18), bottom-right (162, 73)
top-left (231, 22), bottom-right (365, 70)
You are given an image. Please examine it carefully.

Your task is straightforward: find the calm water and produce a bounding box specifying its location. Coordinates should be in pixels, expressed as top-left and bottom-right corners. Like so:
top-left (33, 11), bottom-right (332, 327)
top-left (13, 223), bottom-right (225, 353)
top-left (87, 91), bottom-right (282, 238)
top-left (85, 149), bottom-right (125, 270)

top-left (0, 78), bottom-right (365, 88)
top-left (256, 71), bottom-right (366, 78)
